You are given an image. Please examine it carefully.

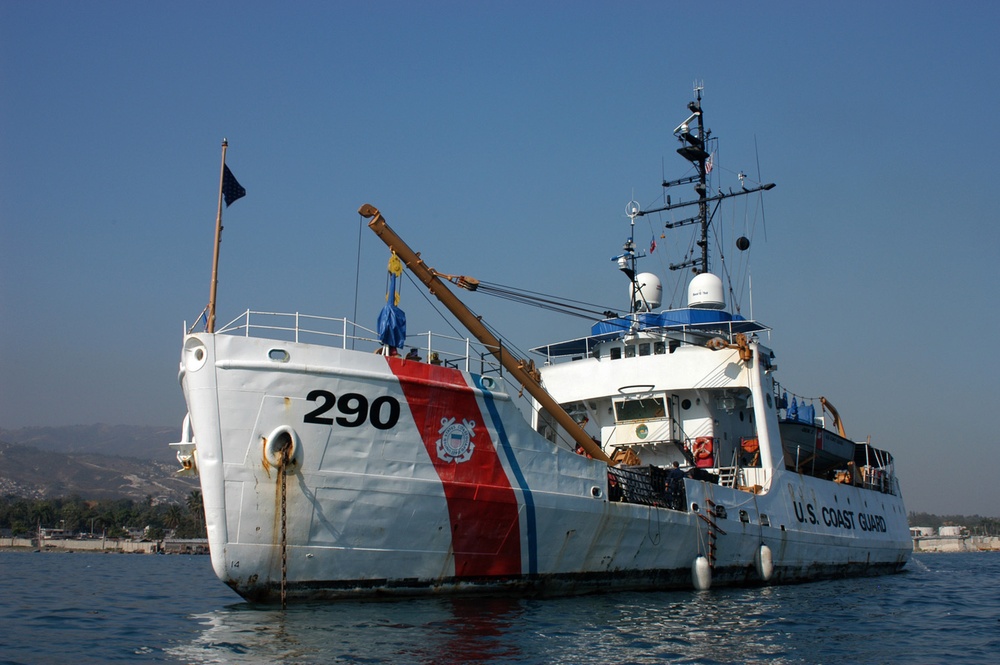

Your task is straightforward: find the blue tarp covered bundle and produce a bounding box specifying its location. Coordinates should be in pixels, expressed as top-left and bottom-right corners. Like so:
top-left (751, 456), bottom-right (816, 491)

top-left (377, 302), bottom-right (406, 349)
top-left (377, 267), bottom-right (406, 349)
top-left (785, 396), bottom-right (815, 424)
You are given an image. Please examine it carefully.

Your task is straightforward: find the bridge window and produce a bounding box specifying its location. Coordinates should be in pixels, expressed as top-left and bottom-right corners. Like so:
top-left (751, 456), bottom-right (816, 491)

top-left (614, 396), bottom-right (667, 423)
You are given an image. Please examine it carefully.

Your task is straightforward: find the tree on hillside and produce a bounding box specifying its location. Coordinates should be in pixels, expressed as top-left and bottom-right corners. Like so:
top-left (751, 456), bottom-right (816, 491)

top-left (59, 498), bottom-right (85, 533)
top-left (164, 504), bottom-right (184, 530)
top-left (0, 495), bottom-right (207, 539)
top-left (29, 500), bottom-right (55, 530)
top-left (186, 490), bottom-right (203, 520)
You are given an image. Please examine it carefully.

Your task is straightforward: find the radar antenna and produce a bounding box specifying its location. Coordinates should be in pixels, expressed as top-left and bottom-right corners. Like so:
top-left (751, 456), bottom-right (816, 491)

top-left (637, 87), bottom-right (775, 275)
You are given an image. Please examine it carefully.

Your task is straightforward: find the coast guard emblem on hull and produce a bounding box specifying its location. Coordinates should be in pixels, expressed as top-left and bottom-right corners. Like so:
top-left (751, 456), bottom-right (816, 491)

top-left (437, 417), bottom-right (476, 464)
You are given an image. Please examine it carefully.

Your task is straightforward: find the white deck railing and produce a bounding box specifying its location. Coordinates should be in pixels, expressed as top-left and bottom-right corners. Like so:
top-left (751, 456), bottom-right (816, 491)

top-left (211, 309), bottom-right (506, 376)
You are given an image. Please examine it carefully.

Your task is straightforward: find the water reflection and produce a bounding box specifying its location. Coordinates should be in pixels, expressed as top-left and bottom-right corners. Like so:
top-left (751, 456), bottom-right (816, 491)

top-left (168, 579), bottom-right (913, 664)
top-left (4, 551), bottom-right (984, 664)
top-left (403, 597), bottom-right (526, 664)
top-left (168, 596), bottom-right (528, 664)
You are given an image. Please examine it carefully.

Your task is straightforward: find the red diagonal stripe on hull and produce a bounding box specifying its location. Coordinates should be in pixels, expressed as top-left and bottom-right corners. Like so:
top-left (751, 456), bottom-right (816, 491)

top-left (387, 358), bottom-right (522, 577)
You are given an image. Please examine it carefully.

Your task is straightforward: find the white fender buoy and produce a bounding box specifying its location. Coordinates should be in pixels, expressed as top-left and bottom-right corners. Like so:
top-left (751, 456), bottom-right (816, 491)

top-left (755, 544), bottom-right (774, 582)
top-left (692, 555), bottom-right (712, 590)
top-left (263, 426), bottom-right (300, 468)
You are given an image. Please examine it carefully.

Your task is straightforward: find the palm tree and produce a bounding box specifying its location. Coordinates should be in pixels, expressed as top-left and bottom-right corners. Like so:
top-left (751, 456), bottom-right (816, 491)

top-left (164, 504), bottom-right (184, 531)
top-left (186, 490), bottom-right (204, 533)
top-left (186, 490), bottom-right (203, 514)
top-left (29, 500), bottom-right (56, 529)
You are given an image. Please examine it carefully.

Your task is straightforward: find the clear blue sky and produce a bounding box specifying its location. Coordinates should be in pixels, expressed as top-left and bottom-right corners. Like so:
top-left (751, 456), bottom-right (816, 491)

top-left (2, 1), bottom-right (998, 516)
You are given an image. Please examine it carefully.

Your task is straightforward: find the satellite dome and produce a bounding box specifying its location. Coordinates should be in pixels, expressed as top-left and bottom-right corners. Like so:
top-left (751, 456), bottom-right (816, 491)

top-left (633, 272), bottom-right (662, 311)
top-left (688, 272), bottom-right (725, 309)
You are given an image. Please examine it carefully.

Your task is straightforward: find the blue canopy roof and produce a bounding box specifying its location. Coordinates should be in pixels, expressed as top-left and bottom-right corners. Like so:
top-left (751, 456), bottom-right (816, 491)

top-left (530, 308), bottom-right (768, 358)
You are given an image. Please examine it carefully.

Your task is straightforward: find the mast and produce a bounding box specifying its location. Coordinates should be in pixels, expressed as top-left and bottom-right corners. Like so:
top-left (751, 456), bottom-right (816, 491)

top-left (694, 89), bottom-right (710, 273)
top-left (638, 87), bottom-right (774, 275)
top-left (359, 204), bottom-right (612, 463)
top-left (207, 139), bottom-right (229, 333)
top-left (613, 202), bottom-right (645, 313)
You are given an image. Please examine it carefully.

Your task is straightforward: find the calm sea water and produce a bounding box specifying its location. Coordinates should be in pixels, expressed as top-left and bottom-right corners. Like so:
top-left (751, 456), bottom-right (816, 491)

top-left (0, 551), bottom-right (997, 664)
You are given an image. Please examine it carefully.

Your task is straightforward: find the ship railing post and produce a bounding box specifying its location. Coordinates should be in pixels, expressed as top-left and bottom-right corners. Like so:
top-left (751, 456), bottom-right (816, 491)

top-left (245, 309), bottom-right (251, 337)
top-left (465, 338), bottom-right (471, 372)
top-left (295, 312), bottom-right (300, 343)
top-left (343, 317), bottom-right (348, 349)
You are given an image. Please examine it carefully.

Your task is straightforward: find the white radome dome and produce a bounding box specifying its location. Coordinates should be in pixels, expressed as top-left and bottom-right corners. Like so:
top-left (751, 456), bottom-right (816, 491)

top-left (688, 272), bottom-right (725, 309)
top-left (633, 272), bottom-right (662, 311)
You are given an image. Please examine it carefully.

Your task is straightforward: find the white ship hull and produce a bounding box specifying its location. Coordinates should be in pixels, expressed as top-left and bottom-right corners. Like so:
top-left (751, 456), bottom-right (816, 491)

top-left (179, 331), bottom-right (910, 602)
top-left (177, 92), bottom-right (910, 603)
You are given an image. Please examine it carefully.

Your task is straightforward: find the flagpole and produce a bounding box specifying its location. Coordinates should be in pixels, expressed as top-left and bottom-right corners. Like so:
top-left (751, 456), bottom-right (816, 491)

top-left (207, 139), bottom-right (228, 333)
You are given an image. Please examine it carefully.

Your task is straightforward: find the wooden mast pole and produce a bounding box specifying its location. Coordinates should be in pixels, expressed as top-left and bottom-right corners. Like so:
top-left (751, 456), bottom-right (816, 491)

top-left (206, 139), bottom-right (228, 333)
top-left (359, 204), bottom-right (611, 463)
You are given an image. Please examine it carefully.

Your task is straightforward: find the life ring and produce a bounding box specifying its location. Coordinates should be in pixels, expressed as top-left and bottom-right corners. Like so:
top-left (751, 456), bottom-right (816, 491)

top-left (741, 437), bottom-right (759, 454)
top-left (692, 437), bottom-right (714, 460)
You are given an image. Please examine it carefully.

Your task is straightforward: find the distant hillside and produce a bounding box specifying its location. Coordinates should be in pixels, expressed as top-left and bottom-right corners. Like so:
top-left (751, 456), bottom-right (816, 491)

top-left (0, 432), bottom-right (197, 503)
top-left (0, 424), bottom-right (179, 464)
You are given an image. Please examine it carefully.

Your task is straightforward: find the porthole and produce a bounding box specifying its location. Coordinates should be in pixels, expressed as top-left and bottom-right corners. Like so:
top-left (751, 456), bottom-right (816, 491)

top-left (268, 348), bottom-right (290, 362)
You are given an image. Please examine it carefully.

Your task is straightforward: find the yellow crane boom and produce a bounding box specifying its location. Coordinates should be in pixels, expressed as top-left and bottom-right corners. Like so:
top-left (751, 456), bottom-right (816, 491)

top-left (360, 204), bottom-right (611, 463)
